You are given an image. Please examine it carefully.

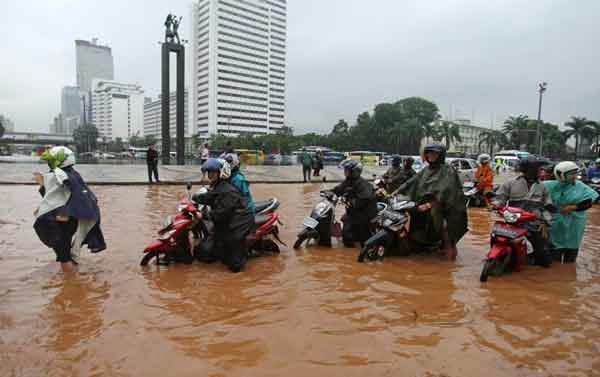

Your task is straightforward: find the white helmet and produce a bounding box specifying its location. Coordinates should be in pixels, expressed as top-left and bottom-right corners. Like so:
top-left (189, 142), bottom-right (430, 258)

top-left (223, 153), bottom-right (240, 170)
top-left (478, 154), bottom-right (491, 164)
top-left (554, 161), bottom-right (579, 182)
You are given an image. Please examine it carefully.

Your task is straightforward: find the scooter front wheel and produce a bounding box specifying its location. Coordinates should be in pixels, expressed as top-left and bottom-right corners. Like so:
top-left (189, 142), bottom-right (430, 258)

top-left (140, 251), bottom-right (159, 266)
top-left (293, 229), bottom-right (309, 249)
top-left (358, 244), bottom-right (383, 263)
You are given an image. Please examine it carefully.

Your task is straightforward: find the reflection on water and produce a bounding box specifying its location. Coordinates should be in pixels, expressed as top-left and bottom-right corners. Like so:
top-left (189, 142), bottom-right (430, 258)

top-left (0, 185), bottom-right (599, 377)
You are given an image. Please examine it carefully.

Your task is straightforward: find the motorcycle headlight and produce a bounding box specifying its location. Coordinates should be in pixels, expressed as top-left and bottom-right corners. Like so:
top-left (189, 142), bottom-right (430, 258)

top-left (314, 202), bottom-right (328, 216)
top-left (503, 211), bottom-right (521, 224)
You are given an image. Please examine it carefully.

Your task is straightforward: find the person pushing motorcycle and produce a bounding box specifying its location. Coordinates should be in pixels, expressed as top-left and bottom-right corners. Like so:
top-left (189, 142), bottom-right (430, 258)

top-left (398, 144), bottom-right (468, 260)
top-left (491, 157), bottom-right (553, 267)
top-left (193, 158), bottom-right (254, 272)
top-left (332, 160), bottom-right (378, 248)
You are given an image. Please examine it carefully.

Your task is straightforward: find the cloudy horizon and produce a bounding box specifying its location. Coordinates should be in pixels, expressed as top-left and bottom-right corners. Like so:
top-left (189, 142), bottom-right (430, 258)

top-left (1, 0), bottom-right (599, 134)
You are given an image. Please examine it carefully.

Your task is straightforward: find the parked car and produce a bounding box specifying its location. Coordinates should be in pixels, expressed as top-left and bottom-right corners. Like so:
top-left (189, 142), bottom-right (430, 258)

top-left (264, 153), bottom-right (283, 165)
top-left (447, 157), bottom-right (479, 182)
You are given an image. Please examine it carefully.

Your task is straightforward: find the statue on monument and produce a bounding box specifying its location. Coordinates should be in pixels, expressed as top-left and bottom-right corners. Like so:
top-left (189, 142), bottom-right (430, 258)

top-left (164, 13), bottom-right (182, 44)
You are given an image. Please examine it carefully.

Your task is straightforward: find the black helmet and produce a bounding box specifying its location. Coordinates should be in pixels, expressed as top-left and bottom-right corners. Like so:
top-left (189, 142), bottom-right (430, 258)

top-left (423, 144), bottom-right (446, 164)
top-left (392, 155), bottom-right (402, 166)
top-left (404, 156), bottom-right (414, 165)
top-left (341, 159), bottom-right (363, 179)
top-left (518, 157), bottom-right (544, 178)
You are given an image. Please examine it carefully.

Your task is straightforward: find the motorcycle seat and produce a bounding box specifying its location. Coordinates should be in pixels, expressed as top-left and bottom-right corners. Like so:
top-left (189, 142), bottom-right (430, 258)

top-left (254, 214), bottom-right (271, 226)
top-left (254, 198), bottom-right (279, 213)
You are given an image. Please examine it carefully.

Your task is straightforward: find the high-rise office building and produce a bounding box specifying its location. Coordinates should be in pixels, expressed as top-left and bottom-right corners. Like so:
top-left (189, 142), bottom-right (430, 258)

top-left (61, 86), bottom-right (83, 133)
top-left (76, 39), bottom-right (115, 93)
top-left (90, 79), bottom-right (144, 139)
top-left (189, 0), bottom-right (287, 137)
top-left (144, 90), bottom-right (189, 139)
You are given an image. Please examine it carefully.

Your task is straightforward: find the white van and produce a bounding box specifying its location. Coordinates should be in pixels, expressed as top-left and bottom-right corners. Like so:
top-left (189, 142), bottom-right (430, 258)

top-left (493, 155), bottom-right (520, 172)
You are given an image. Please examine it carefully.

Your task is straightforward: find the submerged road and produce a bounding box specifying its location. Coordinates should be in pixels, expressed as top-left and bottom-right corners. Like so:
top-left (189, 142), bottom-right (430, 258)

top-left (1, 184), bottom-right (599, 377)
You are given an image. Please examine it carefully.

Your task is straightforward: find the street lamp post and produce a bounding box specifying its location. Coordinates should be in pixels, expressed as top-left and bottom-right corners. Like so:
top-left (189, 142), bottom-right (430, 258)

top-left (536, 82), bottom-right (548, 157)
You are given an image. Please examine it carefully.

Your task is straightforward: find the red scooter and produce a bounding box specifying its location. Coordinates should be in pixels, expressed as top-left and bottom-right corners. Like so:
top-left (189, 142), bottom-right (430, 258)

top-left (480, 205), bottom-right (539, 282)
top-left (141, 184), bottom-right (284, 266)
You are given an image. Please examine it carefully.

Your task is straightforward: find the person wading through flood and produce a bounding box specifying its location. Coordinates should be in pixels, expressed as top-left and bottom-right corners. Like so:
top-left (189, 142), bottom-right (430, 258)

top-left (193, 158), bottom-right (253, 272)
top-left (33, 146), bottom-right (106, 273)
top-left (146, 144), bottom-right (160, 183)
top-left (544, 161), bottom-right (598, 263)
top-left (491, 157), bottom-right (554, 267)
top-left (382, 156), bottom-right (415, 195)
top-left (332, 160), bottom-right (378, 248)
top-left (398, 144), bottom-right (468, 260)
top-left (313, 149), bottom-right (324, 177)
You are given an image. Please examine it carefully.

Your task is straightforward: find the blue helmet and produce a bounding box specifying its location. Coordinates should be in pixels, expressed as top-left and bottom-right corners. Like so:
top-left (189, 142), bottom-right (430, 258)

top-left (201, 158), bottom-right (222, 173)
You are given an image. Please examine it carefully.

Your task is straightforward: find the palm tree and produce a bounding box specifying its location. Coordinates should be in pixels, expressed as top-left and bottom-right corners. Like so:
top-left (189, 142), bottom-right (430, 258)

top-left (436, 121), bottom-right (462, 150)
top-left (588, 121), bottom-right (600, 158)
top-left (563, 116), bottom-right (594, 159)
top-left (502, 115), bottom-right (530, 148)
top-left (478, 130), bottom-right (509, 156)
top-left (423, 122), bottom-right (438, 144)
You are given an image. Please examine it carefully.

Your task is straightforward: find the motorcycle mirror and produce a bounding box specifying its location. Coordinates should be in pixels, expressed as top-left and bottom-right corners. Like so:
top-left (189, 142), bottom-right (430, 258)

top-left (322, 176), bottom-right (327, 183)
top-left (186, 182), bottom-right (192, 191)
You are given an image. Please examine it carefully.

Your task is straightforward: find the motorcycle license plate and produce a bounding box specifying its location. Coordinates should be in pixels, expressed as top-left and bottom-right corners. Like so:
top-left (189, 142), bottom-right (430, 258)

top-left (303, 217), bottom-right (319, 229)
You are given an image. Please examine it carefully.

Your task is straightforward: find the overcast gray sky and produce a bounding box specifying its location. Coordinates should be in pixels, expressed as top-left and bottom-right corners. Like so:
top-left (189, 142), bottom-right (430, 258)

top-left (1, 0), bottom-right (599, 134)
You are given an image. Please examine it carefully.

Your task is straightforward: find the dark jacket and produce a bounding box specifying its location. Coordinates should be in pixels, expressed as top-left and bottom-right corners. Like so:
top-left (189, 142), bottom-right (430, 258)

top-left (146, 148), bottom-right (158, 164)
top-left (332, 177), bottom-right (378, 225)
top-left (383, 166), bottom-right (414, 193)
top-left (194, 180), bottom-right (253, 240)
top-left (34, 166), bottom-right (106, 252)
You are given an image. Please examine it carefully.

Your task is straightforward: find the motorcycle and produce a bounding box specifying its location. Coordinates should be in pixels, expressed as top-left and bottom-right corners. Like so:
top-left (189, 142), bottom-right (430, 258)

top-left (588, 177), bottom-right (600, 203)
top-left (141, 184), bottom-right (284, 266)
top-left (480, 201), bottom-right (551, 282)
top-left (463, 181), bottom-right (482, 207)
top-left (293, 191), bottom-right (342, 249)
top-left (357, 196), bottom-right (415, 262)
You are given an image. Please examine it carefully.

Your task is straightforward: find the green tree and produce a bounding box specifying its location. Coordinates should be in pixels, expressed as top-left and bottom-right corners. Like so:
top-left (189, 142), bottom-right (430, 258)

top-left (587, 121), bottom-right (600, 158)
top-left (331, 119), bottom-right (349, 135)
top-left (73, 123), bottom-right (99, 153)
top-left (128, 132), bottom-right (145, 147)
top-left (502, 115), bottom-right (531, 149)
top-left (0, 119), bottom-right (5, 138)
top-left (563, 116), bottom-right (594, 159)
top-left (143, 135), bottom-right (158, 146)
top-left (435, 121), bottom-right (462, 150)
top-left (395, 97), bottom-right (440, 126)
top-left (478, 130), bottom-right (509, 156)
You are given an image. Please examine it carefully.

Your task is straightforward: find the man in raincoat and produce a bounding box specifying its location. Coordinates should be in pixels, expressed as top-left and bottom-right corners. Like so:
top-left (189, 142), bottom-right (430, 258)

top-left (398, 144), bottom-right (468, 260)
top-left (544, 161), bottom-right (598, 263)
top-left (33, 146), bottom-right (106, 272)
top-left (223, 153), bottom-right (256, 214)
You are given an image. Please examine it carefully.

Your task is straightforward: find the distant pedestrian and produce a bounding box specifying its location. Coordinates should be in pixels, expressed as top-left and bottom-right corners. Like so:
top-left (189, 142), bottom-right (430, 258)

top-left (300, 148), bottom-right (313, 182)
top-left (146, 144), bottom-right (160, 183)
top-left (224, 141), bottom-right (234, 154)
top-left (200, 143), bottom-right (210, 165)
top-left (313, 149), bottom-right (324, 177)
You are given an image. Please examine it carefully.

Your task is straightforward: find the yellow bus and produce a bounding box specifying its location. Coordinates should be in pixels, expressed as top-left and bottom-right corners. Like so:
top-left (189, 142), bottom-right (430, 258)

top-left (346, 151), bottom-right (381, 165)
top-left (236, 149), bottom-right (265, 165)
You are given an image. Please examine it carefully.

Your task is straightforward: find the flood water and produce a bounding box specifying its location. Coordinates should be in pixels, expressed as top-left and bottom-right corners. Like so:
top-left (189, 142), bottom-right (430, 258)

top-left (1, 184), bottom-right (600, 377)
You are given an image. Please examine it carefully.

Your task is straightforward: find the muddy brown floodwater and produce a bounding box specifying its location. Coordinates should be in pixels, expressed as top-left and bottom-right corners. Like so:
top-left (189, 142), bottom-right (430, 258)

top-left (1, 184), bottom-right (600, 377)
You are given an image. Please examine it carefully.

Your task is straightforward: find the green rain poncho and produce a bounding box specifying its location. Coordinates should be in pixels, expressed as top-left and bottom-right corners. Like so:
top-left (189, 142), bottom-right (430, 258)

top-left (544, 180), bottom-right (599, 250)
top-left (399, 163), bottom-right (468, 245)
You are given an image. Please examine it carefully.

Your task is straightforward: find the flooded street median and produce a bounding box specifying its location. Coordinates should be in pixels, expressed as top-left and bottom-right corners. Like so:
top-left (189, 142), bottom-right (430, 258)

top-left (1, 183), bottom-right (599, 377)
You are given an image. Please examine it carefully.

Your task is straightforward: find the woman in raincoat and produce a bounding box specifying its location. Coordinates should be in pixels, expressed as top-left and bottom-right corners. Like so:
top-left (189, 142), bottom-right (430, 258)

top-left (33, 146), bottom-right (106, 272)
top-left (544, 161), bottom-right (598, 263)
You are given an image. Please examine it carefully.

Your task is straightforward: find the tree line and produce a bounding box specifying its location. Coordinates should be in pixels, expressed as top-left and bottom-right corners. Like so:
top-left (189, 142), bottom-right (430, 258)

top-left (69, 96), bottom-right (600, 159)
